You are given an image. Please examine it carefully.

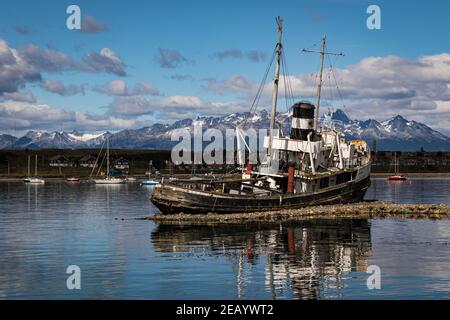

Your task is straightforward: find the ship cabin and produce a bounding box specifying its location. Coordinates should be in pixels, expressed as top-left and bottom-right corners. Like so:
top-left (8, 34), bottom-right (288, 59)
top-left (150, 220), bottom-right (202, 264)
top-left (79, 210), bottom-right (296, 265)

top-left (242, 102), bottom-right (371, 195)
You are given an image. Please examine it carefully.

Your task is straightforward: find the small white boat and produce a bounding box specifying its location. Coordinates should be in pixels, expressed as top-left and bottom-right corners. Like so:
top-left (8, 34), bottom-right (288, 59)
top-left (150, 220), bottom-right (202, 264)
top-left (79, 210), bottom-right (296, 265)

top-left (94, 177), bottom-right (125, 184)
top-left (24, 177), bottom-right (45, 184)
top-left (66, 177), bottom-right (80, 183)
top-left (387, 152), bottom-right (407, 181)
top-left (23, 155), bottom-right (45, 184)
top-left (142, 161), bottom-right (159, 185)
top-left (92, 137), bottom-right (125, 184)
top-left (126, 177), bottom-right (137, 182)
top-left (141, 179), bottom-right (158, 185)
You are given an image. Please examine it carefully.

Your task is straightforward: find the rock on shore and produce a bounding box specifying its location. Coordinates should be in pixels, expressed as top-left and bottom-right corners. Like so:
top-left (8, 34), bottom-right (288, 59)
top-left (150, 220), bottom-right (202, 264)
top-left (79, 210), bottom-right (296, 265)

top-left (148, 201), bottom-right (450, 224)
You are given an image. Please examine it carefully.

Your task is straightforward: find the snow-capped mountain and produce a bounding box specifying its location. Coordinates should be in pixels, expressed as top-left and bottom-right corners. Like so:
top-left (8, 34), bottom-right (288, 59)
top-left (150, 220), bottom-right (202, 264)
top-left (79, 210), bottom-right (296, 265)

top-left (322, 110), bottom-right (450, 151)
top-left (1, 109), bottom-right (449, 151)
top-left (0, 134), bottom-right (17, 149)
top-left (6, 130), bottom-right (110, 149)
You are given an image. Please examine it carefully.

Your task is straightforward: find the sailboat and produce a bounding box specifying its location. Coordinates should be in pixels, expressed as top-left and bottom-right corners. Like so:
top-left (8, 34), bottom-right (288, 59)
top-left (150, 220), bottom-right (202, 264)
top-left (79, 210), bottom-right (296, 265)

top-left (23, 154), bottom-right (45, 184)
top-left (150, 17), bottom-right (372, 214)
top-left (387, 152), bottom-right (407, 181)
top-left (142, 161), bottom-right (159, 185)
top-left (93, 138), bottom-right (125, 184)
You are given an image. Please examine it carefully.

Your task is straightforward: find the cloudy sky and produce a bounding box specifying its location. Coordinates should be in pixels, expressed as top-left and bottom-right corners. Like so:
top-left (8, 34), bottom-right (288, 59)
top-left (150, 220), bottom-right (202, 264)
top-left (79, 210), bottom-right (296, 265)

top-left (0, 0), bottom-right (449, 136)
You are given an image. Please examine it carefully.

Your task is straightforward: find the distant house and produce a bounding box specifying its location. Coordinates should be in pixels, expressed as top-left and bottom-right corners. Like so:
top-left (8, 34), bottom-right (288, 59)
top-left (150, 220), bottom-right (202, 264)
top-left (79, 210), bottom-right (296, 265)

top-left (114, 157), bottom-right (129, 170)
top-left (49, 155), bottom-right (73, 167)
top-left (79, 155), bottom-right (98, 168)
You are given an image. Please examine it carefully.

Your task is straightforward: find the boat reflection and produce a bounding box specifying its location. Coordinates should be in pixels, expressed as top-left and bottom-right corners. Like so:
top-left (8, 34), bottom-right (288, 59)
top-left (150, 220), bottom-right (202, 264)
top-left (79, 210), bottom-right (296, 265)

top-left (151, 219), bottom-right (372, 299)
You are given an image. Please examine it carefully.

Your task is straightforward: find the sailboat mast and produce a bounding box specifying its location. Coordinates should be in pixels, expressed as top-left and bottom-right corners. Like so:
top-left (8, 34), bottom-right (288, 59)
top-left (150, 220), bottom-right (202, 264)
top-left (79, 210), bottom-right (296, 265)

top-left (267, 16), bottom-right (283, 164)
top-left (395, 152), bottom-right (398, 174)
top-left (315, 35), bottom-right (326, 130)
top-left (35, 154), bottom-right (37, 176)
top-left (107, 138), bottom-right (110, 177)
top-left (27, 155), bottom-right (30, 176)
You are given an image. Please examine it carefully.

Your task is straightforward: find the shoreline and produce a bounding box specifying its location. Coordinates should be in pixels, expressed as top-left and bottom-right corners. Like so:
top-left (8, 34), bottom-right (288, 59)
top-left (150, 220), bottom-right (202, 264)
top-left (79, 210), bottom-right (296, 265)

top-left (1, 172), bottom-right (450, 181)
top-left (148, 201), bottom-right (450, 224)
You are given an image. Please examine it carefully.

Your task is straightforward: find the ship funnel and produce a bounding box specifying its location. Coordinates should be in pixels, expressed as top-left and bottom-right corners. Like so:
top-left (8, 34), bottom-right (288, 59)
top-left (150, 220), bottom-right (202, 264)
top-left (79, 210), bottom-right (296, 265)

top-left (290, 102), bottom-right (315, 140)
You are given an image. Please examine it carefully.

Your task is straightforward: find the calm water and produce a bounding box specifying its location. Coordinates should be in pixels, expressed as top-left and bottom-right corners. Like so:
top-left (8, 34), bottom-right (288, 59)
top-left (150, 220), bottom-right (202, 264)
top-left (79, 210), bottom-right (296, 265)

top-left (0, 177), bottom-right (449, 299)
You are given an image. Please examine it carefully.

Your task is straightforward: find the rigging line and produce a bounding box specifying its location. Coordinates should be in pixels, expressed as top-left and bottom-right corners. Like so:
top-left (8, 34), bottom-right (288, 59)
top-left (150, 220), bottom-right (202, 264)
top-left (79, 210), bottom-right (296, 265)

top-left (90, 138), bottom-right (105, 177)
top-left (281, 50), bottom-right (290, 104)
top-left (240, 45), bottom-right (276, 131)
top-left (285, 50), bottom-right (296, 103)
top-left (249, 45), bottom-right (276, 115)
top-left (254, 47), bottom-right (276, 110)
top-left (326, 50), bottom-right (347, 111)
top-left (281, 51), bottom-right (290, 114)
top-left (303, 41), bottom-right (320, 52)
top-left (96, 150), bottom-right (107, 177)
top-left (286, 72), bottom-right (295, 107)
top-left (281, 49), bottom-right (295, 108)
top-left (326, 69), bottom-right (336, 117)
top-left (311, 65), bottom-right (320, 104)
top-left (284, 52), bottom-right (296, 106)
top-left (307, 50), bottom-right (322, 104)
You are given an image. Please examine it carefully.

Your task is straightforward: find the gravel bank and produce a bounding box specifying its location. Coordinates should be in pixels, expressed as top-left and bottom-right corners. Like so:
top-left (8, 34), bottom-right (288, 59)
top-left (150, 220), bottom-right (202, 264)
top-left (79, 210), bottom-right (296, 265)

top-left (148, 201), bottom-right (450, 224)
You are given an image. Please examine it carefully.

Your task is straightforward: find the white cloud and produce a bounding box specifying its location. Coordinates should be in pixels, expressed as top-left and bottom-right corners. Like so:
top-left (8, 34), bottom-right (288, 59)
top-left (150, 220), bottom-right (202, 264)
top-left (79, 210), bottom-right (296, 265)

top-left (154, 48), bottom-right (192, 69)
top-left (97, 79), bottom-right (160, 96)
top-left (202, 75), bottom-right (260, 100)
top-left (82, 48), bottom-right (126, 76)
top-left (107, 95), bottom-right (246, 120)
top-left (0, 100), bottom-right (140, 132)
top-left (280, 53), bottom-right (450, 104)
top-left (0, 38), bottom-right (127, 97)
top-left (80, 15), bottom-right (109, 34)
top-left (200, 53), bottom-right (450, 132)
top-left (2, 91), bottom-right (36, 102)
top-left (41, 79), bottom-right (84, 96)
top-left (0, 39), bottom-right (41, 94)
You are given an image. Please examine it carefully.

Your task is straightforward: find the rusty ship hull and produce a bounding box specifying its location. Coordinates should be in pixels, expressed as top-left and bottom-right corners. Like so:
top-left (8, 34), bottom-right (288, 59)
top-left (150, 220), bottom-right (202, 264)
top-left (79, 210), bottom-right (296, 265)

top-left (150, 175), bottom-right (371, 215)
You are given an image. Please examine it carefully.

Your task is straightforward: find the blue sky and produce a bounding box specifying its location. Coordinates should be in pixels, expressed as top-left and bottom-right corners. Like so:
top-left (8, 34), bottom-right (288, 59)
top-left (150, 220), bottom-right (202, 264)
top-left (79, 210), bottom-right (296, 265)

top-left (1, 0), bottom-right (449, 135)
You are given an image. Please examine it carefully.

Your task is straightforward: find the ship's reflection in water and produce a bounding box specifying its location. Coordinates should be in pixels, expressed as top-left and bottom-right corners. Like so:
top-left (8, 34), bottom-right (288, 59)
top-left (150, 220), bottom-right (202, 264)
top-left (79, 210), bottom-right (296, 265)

top-left (151, 220), bottom-right (372, 299)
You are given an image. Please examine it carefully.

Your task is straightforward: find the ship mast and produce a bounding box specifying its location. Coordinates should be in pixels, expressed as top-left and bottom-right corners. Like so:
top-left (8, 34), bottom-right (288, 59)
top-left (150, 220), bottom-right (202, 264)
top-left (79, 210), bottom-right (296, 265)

top-left (267, 16), bottom-right (283, 165)
top-left (315, 35), bottom-right (326, 131)
top-left (302, 35), bottom-right (343, 130)
top-left (106, 137), bottom-right (110, 177)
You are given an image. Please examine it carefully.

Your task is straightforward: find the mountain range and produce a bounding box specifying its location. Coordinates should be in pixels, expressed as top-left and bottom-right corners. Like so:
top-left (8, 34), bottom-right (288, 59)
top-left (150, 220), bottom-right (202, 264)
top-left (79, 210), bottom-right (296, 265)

top-left (1, 109), bottom-right (449, 151)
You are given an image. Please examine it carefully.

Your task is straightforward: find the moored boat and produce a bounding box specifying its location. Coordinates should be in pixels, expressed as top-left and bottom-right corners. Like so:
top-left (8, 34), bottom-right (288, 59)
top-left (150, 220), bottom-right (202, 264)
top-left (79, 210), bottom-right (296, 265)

top-left (24, 155), bottom-right (45, 184)
top-left (94, 177), bottom-right (126, 184)
top-left (387, 175), bottom-right (407, 181)
top-left (24, 177), bottom-right (45, 184)
top-left (92, 137), bottom-right (125, 184)
top-left (66, 177), bottom-right (80, 183)
top-left (142, 179), bottom-right (159, 186)
top-left (387, 152), bottom-right (407, 181)
top-left (150, 17), bottom-right (372, 215)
